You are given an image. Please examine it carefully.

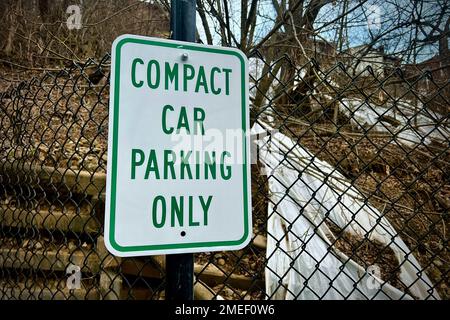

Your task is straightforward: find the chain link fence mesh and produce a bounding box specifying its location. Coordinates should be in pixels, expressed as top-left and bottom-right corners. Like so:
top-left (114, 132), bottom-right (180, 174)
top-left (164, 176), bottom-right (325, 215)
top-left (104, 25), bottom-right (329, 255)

top-left (0, 49), bottom-right (448, 300)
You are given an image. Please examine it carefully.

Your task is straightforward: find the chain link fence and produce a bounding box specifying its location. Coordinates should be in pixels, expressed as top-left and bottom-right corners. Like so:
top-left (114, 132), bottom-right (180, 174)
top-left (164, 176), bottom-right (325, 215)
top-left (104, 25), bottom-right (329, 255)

top-left (0, 49), bottom-right (448, 300)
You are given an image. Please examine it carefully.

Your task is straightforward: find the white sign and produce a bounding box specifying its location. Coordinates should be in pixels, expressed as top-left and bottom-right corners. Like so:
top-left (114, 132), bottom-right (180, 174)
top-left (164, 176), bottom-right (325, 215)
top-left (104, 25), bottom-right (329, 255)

top-left (104, 35), bottom-right (251, 256)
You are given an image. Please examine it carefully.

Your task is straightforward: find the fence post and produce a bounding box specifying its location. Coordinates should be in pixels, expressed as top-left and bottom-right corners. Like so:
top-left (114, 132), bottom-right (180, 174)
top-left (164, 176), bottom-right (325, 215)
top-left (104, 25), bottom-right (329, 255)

top-left (165, 0), bottom-right (196, 301)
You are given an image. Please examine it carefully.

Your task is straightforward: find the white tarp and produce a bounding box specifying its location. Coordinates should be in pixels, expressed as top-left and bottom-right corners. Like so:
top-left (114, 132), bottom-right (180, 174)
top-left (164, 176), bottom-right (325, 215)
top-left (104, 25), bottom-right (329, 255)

top-left (337, 98), bottom-right (449, 147)
top-left (252, 123), bottom-right (440, 300)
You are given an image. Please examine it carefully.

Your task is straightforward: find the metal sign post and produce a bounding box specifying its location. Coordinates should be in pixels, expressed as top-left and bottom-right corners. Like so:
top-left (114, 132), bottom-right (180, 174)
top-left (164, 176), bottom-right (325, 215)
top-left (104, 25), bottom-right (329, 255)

top-left (166, 0), bottom-right (196, 301)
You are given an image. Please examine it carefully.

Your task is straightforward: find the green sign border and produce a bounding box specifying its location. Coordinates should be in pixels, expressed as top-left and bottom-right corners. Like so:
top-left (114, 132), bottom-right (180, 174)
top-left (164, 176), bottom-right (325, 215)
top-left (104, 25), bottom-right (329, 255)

top-left (108, 36), bottom-right (249, 253)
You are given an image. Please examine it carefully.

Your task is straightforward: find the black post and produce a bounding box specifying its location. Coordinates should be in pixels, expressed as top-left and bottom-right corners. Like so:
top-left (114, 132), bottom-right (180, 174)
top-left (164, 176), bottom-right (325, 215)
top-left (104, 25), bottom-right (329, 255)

top-left (166, 0), bottom-right (196, 301)
top-left (170, 0), bottom-right (196, 42)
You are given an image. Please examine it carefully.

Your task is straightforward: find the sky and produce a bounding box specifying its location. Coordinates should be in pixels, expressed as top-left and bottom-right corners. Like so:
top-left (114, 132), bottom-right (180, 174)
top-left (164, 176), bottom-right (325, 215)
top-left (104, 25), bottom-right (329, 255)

top-left (195, 0), bottom-right (448, 63)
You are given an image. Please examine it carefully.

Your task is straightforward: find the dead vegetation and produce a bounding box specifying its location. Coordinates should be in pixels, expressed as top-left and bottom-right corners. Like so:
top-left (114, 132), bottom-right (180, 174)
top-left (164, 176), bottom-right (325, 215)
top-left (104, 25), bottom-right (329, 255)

top-left (0, 53), bottom-right (449, 300)
top-left (290, 125), bottom-right (449, 299)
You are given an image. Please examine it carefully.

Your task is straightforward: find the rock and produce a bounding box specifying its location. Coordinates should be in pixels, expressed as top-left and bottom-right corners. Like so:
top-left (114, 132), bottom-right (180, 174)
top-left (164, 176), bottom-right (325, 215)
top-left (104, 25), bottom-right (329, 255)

top-left (217, 258), bottom-right (226, 266)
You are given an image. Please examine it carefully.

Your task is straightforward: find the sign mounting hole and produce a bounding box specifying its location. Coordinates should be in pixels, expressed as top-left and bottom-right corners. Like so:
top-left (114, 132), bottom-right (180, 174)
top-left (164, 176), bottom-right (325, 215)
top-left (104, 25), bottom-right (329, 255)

top-left (180, 231), bottom-right (186, 237)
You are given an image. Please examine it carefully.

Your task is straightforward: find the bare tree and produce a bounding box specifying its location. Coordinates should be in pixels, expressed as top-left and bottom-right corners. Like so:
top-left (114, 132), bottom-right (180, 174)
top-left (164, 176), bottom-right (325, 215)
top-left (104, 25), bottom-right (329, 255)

top-left (194, 0), bottom-right (448, 122)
